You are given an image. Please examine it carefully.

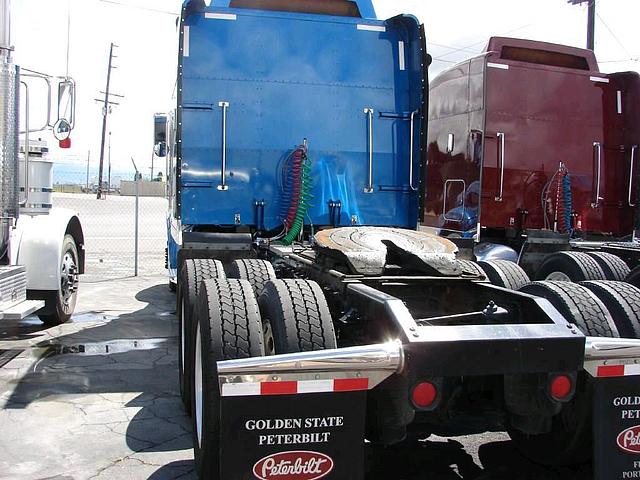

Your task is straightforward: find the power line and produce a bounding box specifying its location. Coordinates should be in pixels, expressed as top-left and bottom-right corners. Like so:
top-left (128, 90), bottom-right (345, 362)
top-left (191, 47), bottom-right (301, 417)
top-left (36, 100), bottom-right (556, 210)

top-left (596, 11), bottom-right (633, 58)
top-left (600, 58), bottom-right (640, 64)
top-left (431, 22), bottom-right (535, 61)
top-left (428, 42), bottom-right (482, 56)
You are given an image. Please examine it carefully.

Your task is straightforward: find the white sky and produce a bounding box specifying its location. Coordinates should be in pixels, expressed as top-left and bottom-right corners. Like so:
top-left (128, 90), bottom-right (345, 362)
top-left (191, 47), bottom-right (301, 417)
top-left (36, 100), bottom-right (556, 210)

top-left (11, 0), bottom-right (640, 176)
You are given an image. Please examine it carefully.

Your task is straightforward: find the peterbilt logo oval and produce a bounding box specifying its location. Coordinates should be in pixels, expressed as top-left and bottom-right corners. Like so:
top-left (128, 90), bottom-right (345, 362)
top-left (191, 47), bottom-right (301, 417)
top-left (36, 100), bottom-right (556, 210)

top-left (252, 450), bottom-right (334, 480)
top-left (617, 425), bottom-right (640, 453)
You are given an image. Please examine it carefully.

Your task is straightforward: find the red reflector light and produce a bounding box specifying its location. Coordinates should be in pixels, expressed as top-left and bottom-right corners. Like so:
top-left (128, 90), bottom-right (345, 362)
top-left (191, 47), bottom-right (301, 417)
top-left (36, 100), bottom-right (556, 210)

top-left (550, 375), bottom-right (572, 400)
top-left (59, 137), bottom-right (71, 149)
top-left (412, 381), bottom-right (437, 409)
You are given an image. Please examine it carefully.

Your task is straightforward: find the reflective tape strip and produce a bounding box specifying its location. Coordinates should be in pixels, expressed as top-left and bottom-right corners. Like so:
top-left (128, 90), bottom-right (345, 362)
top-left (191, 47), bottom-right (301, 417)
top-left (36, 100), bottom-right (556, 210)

top-left (357, 24), bottom-right (385, 32)
top-left (297, 379), bottom-right (334, 394)
top-left (183, 26), bottom-right (190, 58)
top-left (617, 90), bottom-right (623, 114)
top-left (261, 381), bottom-right (297, 396)
top-left (221, 382), bottom-right (260, 397)
top-left (205, 12), bottom-right (237, 20)
top-left (398, 41), bottom-right (406, 71)
top-left (590, 76), bottom-right (609, 83)
top-left (220, 378), bottom-right (370, 396)
top-left (487, 62), bottom-right (509, 70)
top-left (334, 378), bottom-right (368, 392)
top-left (596, 364), bottom-right (640, 377)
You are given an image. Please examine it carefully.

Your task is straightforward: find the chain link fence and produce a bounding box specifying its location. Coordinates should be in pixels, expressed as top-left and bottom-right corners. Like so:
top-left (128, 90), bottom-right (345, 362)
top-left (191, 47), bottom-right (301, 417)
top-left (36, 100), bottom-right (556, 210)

top-left (53, 164), bottom-right (168, 282)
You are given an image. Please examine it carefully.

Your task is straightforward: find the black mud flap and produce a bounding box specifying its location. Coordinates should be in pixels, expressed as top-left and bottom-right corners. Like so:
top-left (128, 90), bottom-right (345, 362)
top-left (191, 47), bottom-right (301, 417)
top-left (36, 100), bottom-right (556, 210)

top-left (219, 389), bottom-right (367, 479)
top-left (593, 368), bottom-right (640, 479)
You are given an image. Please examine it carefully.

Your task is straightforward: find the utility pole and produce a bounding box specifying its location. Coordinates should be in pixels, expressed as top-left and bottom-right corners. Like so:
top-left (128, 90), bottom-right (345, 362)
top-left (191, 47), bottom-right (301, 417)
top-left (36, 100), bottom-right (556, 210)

top-left (567, 0), bottom-right (595, 50)
top-left (586, 0), bottom-right (595, 51)
top-left (97, 43), bottom-right (115, 199)
top-left (107, 131), bottom-right (112, 196)
top-left (95, 43), bottom-right (124, 199)
top-left (150, 150), bottom-right (154, 181)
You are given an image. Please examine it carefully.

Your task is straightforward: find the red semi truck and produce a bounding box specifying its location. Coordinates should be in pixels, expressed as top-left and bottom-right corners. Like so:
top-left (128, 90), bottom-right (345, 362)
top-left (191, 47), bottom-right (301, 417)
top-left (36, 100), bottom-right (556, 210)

top-left (424, 37), bottom-right (640, 283)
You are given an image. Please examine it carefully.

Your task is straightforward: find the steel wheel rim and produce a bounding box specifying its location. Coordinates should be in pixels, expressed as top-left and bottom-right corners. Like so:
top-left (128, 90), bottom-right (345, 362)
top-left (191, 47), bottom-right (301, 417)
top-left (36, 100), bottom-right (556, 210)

top-left (547, 271), bottom-right (571, 282)
top-left (180, 300), bottom-right (185, 375)
top-left (263, 320), bottom-right (275, 356)
top-left (60, 249), bottom-right (78, 313)
top-left (194, 322), bottom-right (203, 447)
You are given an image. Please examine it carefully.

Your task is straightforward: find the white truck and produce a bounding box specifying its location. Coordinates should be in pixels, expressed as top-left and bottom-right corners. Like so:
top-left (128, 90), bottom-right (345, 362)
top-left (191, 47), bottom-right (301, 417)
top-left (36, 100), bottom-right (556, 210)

top-left (0, 0), bottom-right (83, 325)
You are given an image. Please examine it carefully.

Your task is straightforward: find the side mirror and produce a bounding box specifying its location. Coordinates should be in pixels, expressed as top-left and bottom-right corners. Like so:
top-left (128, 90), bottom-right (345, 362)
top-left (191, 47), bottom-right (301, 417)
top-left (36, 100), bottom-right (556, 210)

top-left (154, 142), bottom-right (167, 157)
top-left (57, 79), bottom-right (75, 128)
top-left (53, 118), bottom-right (71, 141)
top-left (154, 113), bottom-right (168, 158)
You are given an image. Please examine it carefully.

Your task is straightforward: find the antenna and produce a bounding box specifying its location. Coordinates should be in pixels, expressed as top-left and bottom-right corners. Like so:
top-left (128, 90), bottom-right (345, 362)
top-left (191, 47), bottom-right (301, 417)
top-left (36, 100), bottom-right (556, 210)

top-left (65, 0), bottom-right (70, 78)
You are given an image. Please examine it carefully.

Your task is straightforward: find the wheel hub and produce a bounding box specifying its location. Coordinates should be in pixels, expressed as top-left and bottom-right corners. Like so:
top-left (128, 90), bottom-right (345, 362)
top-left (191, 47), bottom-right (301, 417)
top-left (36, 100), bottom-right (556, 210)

top-left (60, 251), bottom-right (79, 311)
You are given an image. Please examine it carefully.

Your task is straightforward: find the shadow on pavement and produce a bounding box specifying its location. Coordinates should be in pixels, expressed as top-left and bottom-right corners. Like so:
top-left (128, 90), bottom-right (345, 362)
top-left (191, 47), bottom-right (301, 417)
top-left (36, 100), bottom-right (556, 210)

top-left (366, 437), bottom-right (592, 479)
top-left (4, 283), bottom-right (194, 455)
top-left (147, 460), bottom-right (197, 480)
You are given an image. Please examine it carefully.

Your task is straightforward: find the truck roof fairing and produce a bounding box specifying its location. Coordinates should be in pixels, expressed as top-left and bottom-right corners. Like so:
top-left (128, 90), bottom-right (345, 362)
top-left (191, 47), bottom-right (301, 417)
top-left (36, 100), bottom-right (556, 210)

top-left (183, 0), bottom-right (376, 18)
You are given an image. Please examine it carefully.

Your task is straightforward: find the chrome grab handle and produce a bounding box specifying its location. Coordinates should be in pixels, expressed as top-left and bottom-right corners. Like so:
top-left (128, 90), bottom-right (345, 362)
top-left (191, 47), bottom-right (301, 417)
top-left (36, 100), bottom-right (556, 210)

top-left (495, 132), bottom-right (505, 202)
top-left (217, 101), bottom-right (229, 191)
top-left (592, 141), bottom-right (602, 207)
top-left (19, 80), bottom-right (29, 207)
top-left (409, 109), bottom-right (419, 191)
top-left (629, 145), bottom-right (638, 207)
top-left (19, 73), bottom-right (51, 133)
top-left (364, 107), bottom-right (374, 193)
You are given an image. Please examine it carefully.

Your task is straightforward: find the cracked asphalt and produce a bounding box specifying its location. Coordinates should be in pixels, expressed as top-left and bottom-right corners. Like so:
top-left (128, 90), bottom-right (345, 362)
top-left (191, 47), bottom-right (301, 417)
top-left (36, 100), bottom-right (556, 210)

top-left (0, 276), bottom-right (592, 479)
top-left (0, 276), bottom-right (194, 480)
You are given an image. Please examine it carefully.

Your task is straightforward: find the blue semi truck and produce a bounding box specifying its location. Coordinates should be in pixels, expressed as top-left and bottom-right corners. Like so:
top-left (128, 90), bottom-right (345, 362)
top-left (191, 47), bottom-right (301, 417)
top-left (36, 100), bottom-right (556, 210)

top-left (156, 1), bottom-right (640, 479)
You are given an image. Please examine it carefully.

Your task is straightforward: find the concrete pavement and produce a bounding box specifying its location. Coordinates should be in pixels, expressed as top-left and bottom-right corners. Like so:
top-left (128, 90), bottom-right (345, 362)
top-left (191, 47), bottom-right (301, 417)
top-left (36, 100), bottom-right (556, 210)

top-left (0, 275), bottom-right (592, 479)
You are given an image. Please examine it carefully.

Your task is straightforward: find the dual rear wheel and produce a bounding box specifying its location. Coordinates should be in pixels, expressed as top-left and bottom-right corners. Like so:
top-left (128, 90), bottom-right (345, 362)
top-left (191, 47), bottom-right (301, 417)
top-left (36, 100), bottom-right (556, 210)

top-left (509, 279), bottom-right (640, 465)
top-left (180, 257), bottom-right (336, 479)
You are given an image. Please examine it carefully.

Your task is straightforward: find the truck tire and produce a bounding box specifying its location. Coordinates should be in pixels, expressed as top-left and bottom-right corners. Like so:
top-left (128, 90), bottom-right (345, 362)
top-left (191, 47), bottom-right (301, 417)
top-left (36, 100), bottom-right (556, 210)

top-left (191, 278), bottom-right (264, 480)
top-left (585, 252), bottom-right (630, 281)
top-left (177, 259), bottom-right (225, 413)
top-left (520, 281), bottom-right (617, 337)
top-left (38, 235), bottom-right (79, 326)
top-left (457, 259), bottom-right (487, 279)
top-left (510, 281), bottom-right (617, 465)
top-left (534, 251), bottom-right (606, 282)
top-left (226, 259), bottom-right (276, 297)
top-left (477, 260), bottom-right (529, 290)
top-left (580, 281), bottom-right (640, 338)
top-left (625, 265), bottom-right (640, 288)
top-left (259, 279), bottom-right (336, 354)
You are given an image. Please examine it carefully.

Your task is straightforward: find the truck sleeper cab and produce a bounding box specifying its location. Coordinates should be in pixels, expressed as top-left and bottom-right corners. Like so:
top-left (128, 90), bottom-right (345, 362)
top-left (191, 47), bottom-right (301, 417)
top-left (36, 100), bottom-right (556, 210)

top-left (424, 37), bottom-right (639, 235)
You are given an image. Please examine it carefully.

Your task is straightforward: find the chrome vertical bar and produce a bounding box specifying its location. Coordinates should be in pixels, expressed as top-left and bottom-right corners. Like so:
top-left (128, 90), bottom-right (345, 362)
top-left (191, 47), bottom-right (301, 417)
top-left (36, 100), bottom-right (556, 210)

top-left (495, 132), bottom-right (505, 202)
top-left (629, 145), bottom-right (637, 207)
top-left (592, 141), bottom-right (602, 208)
top-left (364, 107), bottom-right (374, 193)
top-left (217, 101), bottom-right (229, 191)
top-left (409, 109), bottom-right (418, 191)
